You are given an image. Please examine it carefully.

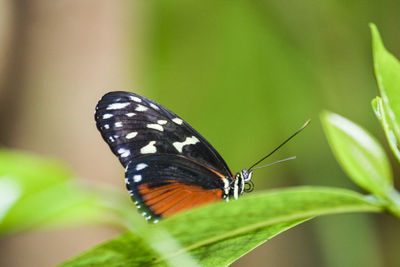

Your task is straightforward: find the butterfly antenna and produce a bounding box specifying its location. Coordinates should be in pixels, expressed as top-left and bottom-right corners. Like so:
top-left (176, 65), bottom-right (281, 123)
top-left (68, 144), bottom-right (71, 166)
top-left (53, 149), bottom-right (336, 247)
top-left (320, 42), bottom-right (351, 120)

top-left (248, 119), bottom-right (311, 171)
top-left (250, 156), bottom-right (296, 171)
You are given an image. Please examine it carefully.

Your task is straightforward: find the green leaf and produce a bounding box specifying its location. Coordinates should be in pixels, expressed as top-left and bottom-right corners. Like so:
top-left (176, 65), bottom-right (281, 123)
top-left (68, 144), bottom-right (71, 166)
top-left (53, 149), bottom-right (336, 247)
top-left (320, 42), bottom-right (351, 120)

top-left (0, 150), bottom-right (108, 234)
top-left (370, 23), bottom-right (400, 154)
top-left (61, 186), bottom-right (381, 266)
top-left (183, 219), bottom-right (306, 266)
top-left (320, 111), bottom-right (392, 198)
top-left (372, 97), bottom-right (400, 162)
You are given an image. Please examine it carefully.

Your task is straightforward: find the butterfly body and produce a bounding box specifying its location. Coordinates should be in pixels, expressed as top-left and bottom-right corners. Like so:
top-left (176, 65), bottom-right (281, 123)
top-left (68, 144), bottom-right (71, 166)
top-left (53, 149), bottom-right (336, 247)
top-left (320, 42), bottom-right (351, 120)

top-left (95, 91), bottom-right (252, 222)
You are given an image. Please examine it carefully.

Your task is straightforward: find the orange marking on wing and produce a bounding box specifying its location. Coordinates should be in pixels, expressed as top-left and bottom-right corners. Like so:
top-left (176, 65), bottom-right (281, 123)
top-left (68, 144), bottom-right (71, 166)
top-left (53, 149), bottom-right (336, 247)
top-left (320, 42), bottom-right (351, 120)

top-left (151, 190), bottom-right (191, 215)
top-left (163, 188), bottom-right (222, 217)
top-left (140, 182), bottom-right (179, 202)
top-left (145, 187), bottom-right (181, 205)
top-left (138, 181), bottom-right (223, 217)
top-left (138, 181), bottom-right (176, 195)
top-left (161, 196), bottom-right (195, 217)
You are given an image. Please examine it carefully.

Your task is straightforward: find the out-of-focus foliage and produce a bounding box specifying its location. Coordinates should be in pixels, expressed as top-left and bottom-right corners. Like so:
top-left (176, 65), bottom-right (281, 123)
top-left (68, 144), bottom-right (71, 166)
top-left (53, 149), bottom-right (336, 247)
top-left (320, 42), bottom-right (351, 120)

top-left (0, 149), bottom-right (126, 235)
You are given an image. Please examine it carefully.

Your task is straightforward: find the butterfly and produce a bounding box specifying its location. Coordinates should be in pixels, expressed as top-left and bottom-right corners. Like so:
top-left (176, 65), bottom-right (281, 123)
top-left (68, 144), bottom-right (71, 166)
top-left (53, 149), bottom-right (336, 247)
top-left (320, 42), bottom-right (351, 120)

top-left (95, 91), bottom-right (308, 222)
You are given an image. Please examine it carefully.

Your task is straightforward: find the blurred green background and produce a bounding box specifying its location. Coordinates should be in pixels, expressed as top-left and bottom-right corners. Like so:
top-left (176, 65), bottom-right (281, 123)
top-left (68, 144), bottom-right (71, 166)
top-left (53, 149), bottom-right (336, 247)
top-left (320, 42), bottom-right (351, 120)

top-left (1, 0), bottom-right (400, 266)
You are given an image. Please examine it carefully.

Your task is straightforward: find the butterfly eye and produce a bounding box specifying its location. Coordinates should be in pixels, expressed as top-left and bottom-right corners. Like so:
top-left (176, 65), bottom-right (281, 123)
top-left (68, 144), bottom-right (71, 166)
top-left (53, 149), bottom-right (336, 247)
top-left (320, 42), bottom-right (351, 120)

top-left (244, 171), bottom-right (253, 182)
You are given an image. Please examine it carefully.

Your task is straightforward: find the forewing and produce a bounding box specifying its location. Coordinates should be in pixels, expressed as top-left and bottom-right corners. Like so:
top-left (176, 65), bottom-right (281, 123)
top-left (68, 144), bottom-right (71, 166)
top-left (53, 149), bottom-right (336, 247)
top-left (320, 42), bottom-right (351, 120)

top-left (95, 91), bottom-right (232, 176)
top-left (125, 154), bottom-right (226, 221)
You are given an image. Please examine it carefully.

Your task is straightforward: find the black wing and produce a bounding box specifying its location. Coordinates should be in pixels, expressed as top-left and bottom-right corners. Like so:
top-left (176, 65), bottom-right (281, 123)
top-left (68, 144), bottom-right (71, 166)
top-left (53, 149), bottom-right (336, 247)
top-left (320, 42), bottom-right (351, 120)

top-left (125, 154), bottom-right (228, 221)
top-left (94, 91), bottom-right (233, 176)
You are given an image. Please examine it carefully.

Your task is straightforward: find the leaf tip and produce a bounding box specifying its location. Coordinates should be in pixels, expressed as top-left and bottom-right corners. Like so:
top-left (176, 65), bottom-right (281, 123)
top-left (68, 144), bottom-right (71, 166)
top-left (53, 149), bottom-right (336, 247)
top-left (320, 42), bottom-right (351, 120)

top-left (369, 23), bottom-right (384, 54)
top-left (371, 96), bottom-right (379, 108)
top-left (368, 23), bottom-right (377, 33)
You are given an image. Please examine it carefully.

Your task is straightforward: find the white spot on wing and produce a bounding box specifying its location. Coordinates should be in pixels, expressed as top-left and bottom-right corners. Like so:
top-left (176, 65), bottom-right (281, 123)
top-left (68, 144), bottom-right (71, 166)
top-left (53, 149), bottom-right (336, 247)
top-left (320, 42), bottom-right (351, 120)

top-left (136, 163), bottom-right (148, 171)
top-left (114, 122), bottom-right (123, 128)
top-left (126, 113), bottom-right (136, 117)
top-left (150, 103), bottom-right (160, 110)
top-left (147, 123), bottom-right (164, 132)
top-left (118, 148), bottom-right (130, 158)
top-left (103, 114), bottom-right (113, 119)
top-left (126, 132), bottom-right (138, 139)
top-left (172, 118), bottom-right (183, 125)
top-left (157, 120), bottom-right (167, 125)
top-left (125, 178), bottom-right (130, 185)
top-left (109, 136), bottom-right (115, 142)
top-left (140, 141), bottom-right (157, 154)
top-left (104, 124), bottom-right (110, 129)
top-left (173, 136), bottom-right (200, 153)
top-left (107, 102), bottom-right (130, 110)
top-left (135, 104), bottom-right (148, 112)
top-left (122, 151), bottom-right (130, 157)
top-left (133, 175), bottom-right (142, 182)
top-left (130, 96), bottom-right (142, 102)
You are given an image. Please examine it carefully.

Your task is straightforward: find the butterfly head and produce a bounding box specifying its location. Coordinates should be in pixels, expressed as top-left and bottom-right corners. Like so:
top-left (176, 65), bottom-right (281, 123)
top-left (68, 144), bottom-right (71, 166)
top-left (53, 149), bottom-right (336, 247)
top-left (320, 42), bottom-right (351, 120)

top-left (240, 169), bottom-right (255, 193)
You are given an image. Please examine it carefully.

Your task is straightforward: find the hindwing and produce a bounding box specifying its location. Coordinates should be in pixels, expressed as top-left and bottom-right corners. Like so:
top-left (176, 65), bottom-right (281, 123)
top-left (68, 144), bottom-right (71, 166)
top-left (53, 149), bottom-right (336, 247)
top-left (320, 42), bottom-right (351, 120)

top-left (125, 154), bottom-right (228, 220)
